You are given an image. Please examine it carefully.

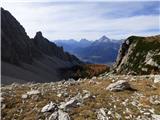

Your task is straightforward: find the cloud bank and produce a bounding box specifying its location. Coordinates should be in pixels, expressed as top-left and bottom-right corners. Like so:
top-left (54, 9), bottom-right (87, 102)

top-left (2, 1), bottom-right (160, 40)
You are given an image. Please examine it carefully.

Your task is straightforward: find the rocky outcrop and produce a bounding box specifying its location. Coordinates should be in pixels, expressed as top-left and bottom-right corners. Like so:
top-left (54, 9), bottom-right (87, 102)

top-left (114, 35), bottom-right (160, 75)
top-left (1, 7), bottom-right (82, 84)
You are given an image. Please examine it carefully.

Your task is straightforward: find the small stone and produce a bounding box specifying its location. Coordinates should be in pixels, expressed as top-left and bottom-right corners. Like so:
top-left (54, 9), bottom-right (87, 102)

top-left (108, 110), bottom-right (112, 115)
top-left (27, 90), bottom-right (40, 95)
top-left (1, 104), bottom-right (6, 110)
top-left (82, 90), bottom-right (91, 99)
top-left (92, 76), bottom-right (97, 80)
top-left (154, 75), bottom-right (160, 83)
top-left (21, 94), bottom-right (28, 99)
top-left (57, 93), bottom-right (62, 97)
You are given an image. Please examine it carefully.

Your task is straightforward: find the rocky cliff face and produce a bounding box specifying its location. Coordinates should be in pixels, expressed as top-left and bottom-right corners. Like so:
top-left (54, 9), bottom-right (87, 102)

top-left (1, 7), bottom-right (82, 84)
top-left (1, 8), bottom-right (39, 65)
top-left (114, 35), bottom-right (160, 75)
top-left (33, 31), bottom-right (82, 64)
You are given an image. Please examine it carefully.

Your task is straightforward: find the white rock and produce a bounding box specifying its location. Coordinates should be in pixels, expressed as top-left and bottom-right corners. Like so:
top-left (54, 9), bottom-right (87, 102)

top-left (82, 90), bottom-right (91, 99)
top-left (97, 108), bottom-right (108, 120)
top-left (21, 94), bottom-right (28, 99)
top-left (152, 114), bottom-right (160, 120)
top-left (106, 80), bottom-right (132, 91)
top-left (59, 98), bottom-right (79, 110)
top-left (0, 96), bottom-right (4, 103)
top-left (48, 111), bottom-right (58, 120)
top-left (142, 68), bottom-right (148, 72)
top-left (154, 75), bottom-right (160, 83)
top-left (115, 112), bottom-right (122, 120)
top-left (146, 58), bottom-right (159, 67)
top-left (57, 93), bottom-right (62, 97)
top-left (27, 90), bottom-right (40, 95)
top-left (41, 102), bottom-right (58, 113)
top-left (1, 104), bottom-right (6, 110)
top-left (58, 110), bottom-right (70, 120)
top-left (107, 110), bottom-right (112, 115)
top-left (49, 110), bottom-right (70, 120)
top-left (126, 40), bottom-right (130, 45)
top-left (92, 76), bottom-right (97, 80)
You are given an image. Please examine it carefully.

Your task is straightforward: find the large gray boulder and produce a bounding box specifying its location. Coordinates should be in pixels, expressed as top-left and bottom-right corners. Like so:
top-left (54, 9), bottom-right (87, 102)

top-left (106, 80), bottom-right (133, 92)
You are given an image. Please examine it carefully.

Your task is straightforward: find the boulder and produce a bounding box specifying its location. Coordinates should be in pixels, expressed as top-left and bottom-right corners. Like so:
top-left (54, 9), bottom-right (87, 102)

top-left (59, 98), bottom-right (79, 110)
top-left (59, 93), bottom-right (82, 110)
top-left (106, 80), bottom-right (133, 92)
top-left (41, 102), bottom-right (58, 113)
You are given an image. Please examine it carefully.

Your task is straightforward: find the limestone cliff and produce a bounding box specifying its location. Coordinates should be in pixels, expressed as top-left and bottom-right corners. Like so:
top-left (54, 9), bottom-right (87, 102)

top-left (114, 35), bottom-right (160, 75)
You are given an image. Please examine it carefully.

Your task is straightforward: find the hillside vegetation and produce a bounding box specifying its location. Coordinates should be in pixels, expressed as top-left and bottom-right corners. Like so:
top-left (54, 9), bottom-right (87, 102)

top-left (115, 35), bottom-right (160, 75)
top-left (62, 64), bottom-right (110, 79)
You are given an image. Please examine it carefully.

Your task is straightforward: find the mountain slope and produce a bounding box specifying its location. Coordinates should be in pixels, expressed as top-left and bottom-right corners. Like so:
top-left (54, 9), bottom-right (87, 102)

top-left (1, 7), bottom-right (82, 84)
top-left (114, 35), bottom-right (160, 75)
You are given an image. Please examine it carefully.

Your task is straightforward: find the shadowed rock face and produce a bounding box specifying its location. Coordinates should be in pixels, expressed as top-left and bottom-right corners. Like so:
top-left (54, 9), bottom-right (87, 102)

top-left (1, 7), bottom-right (82, 84)
top-left (114, 35), bottom-right (160, 75)
top-left (33, 31), bottom-right (82, 63)
top-left (1, 7), bottom-right (39, 65)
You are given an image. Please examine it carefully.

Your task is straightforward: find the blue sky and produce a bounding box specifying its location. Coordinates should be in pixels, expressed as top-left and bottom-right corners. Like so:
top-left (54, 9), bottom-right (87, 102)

top-left (1, 0), bottom-right (160, 40)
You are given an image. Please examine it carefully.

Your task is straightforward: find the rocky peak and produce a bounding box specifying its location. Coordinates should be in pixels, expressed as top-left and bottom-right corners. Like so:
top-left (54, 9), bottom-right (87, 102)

top-left (35, 31), bottom-right (43, 38)
top-left (99, 35), bottom-right (111, 42)
top-left (93, 35), bottom-right (111, 46)
top-left (1, 7), bottom-right (36, 64)
top-left (80, 38), bottom-right (88, 42)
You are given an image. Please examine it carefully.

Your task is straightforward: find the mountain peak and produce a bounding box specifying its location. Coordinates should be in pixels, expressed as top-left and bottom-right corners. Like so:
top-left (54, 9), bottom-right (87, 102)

top-left (35, 31), bottom-right (43, 38)
top-left (99, 35), bottom-right (111, 42)
top-left (80, 38), bottom-right (90, 42)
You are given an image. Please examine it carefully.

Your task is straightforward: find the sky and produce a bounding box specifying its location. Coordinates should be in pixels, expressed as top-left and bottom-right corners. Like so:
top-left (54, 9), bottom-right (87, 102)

top-left (1, 0), bottom-right (160, 41)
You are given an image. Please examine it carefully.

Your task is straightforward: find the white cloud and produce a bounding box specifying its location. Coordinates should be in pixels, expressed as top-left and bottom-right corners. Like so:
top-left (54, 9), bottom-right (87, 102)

top-left (1, 1), bottom-right (159, 40)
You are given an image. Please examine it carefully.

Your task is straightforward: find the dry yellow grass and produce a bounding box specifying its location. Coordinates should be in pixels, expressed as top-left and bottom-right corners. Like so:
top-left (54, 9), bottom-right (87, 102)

top-left (1, 76), bottom-right (160, 120)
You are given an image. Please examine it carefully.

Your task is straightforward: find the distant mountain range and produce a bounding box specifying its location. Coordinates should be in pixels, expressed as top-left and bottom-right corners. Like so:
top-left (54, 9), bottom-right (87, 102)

top-left (55, 36), bottom-right (123, 64)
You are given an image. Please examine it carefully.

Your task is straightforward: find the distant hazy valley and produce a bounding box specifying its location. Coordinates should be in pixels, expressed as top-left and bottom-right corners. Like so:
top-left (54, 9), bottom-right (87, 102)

top-left (55, 36), bottom-right (122, 64)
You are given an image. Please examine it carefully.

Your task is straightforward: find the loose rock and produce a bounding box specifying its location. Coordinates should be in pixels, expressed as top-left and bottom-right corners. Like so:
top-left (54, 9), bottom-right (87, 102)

top-left (27, 90), bottom-right (40, 95)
